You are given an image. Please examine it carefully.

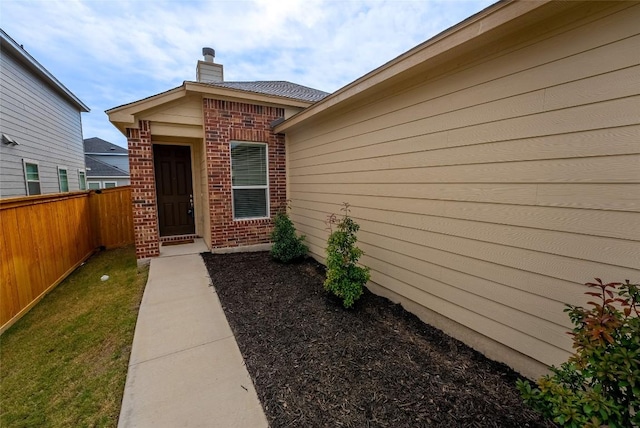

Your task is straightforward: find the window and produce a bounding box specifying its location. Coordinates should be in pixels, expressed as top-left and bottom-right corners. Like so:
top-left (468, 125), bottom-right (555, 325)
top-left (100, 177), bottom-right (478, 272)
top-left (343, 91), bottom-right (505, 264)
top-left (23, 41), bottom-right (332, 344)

top-left (78, 170), bottom-right (87, 190)
top-left (230, 142), bottom-right (268, 219)
top-left (23, 161), bottom-right (41, 195)
top-left (87, 181), bottom-right (116, 190)
top-left (58, 167), bottom-right (69, 192)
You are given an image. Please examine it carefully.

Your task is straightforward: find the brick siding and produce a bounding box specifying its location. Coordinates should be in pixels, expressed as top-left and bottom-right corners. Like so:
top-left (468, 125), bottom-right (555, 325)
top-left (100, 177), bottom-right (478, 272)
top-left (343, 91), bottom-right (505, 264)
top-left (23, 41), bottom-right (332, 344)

top-left (203, 99), bottom-right (286, 248)
top-left (127, 100), bottom-right (286, 260)
top-left (127, 120), bottom-right (160, 259)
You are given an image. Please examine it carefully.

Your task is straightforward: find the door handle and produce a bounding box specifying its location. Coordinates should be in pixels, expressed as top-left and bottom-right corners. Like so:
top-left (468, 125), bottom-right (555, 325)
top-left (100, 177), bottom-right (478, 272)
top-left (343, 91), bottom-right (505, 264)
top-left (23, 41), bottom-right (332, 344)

top-left (188, 194), bottom-right (194, 218)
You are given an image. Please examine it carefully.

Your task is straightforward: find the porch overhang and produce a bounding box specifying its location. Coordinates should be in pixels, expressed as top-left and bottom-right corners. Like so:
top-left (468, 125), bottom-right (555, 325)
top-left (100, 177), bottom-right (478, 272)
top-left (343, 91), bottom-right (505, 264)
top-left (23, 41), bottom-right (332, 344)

top-left (106, 81), bottom-right (314, 137)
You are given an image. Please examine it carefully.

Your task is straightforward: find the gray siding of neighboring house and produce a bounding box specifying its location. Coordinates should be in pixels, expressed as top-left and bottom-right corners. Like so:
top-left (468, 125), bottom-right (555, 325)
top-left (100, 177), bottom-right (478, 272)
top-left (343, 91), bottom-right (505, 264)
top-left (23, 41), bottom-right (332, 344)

top-left (0, 48), bottom-right (86, 197)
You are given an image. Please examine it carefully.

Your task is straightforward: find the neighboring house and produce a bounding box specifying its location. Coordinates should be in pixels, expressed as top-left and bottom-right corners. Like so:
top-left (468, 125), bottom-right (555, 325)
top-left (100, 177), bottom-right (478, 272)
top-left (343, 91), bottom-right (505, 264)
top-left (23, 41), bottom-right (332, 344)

top-left (108, 0), bottom-right (640, 379)
top-left (0, 29), bottom-right (89, 198)
top-left (83, 137), bottom-right (130, 189)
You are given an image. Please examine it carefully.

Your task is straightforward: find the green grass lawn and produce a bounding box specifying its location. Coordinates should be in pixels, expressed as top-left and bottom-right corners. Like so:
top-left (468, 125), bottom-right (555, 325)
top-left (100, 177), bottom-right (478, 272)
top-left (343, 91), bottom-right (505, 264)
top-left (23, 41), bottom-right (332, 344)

top-left (0, 246), bottom-right (148, 427)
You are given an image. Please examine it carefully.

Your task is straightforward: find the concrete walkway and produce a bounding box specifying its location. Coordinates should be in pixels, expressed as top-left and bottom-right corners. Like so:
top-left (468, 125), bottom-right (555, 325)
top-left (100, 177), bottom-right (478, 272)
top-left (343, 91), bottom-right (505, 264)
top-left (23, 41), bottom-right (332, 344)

top-left (118, 240), bottom-right (268, 427)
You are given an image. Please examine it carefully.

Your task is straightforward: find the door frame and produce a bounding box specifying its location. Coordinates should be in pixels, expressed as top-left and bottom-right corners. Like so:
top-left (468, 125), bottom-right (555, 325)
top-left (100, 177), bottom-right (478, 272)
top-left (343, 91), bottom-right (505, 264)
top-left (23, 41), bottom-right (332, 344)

top-left (152, 142), bottom-right (198, 237)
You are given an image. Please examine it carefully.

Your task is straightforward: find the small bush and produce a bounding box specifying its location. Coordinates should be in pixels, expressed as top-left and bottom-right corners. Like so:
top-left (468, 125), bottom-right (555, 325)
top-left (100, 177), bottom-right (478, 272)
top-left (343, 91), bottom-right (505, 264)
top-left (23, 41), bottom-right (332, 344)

top-left (517, 278), bottom-right (640, 428)
top-left (270, 210), bottom-right (308, 263)
top-left (324, 203), bottom-right (370, 308)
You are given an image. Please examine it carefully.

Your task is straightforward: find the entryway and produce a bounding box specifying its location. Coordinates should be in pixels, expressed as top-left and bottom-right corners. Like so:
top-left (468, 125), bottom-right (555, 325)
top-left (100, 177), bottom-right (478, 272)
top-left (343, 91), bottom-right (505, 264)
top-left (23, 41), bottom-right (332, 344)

top-left (153, 144), bottom-right (195, 237)
top-left (159, 238), bottom-right (208, 257)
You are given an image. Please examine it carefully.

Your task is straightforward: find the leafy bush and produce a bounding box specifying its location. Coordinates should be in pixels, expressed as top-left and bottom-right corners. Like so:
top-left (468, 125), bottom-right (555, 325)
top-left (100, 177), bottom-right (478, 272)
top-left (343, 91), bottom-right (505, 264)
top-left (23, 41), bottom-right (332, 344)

top-left (270, 209), bottom-right (308, 263)
top-left (518, 278), bottom-right (640, 428)
top-left (324, 203), bottom-right (370, 308)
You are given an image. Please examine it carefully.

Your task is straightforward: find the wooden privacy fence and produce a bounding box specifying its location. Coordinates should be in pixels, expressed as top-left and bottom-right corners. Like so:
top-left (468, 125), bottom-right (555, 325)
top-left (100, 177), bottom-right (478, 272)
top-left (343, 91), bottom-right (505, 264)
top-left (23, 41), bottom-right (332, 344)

top-left (89, 187), bottom-right (134, 249)
top-left (0, 186), bottom-right (134, 333)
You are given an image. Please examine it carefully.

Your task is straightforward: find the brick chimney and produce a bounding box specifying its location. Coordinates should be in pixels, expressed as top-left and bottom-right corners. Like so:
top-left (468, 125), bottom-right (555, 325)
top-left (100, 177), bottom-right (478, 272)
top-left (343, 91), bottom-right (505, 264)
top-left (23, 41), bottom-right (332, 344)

top-left (196, 47), bottom-right (223, 83)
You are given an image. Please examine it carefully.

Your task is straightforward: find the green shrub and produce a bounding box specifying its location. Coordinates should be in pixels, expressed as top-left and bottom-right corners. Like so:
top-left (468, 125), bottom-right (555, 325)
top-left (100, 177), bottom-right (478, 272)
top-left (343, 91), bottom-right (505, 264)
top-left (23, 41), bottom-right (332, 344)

top-left (324, 203), bottom-right (370, 308)
top-left (517, 278), bottom-right (640, 428)
top-left (270, 210), bottom-right (308, 263)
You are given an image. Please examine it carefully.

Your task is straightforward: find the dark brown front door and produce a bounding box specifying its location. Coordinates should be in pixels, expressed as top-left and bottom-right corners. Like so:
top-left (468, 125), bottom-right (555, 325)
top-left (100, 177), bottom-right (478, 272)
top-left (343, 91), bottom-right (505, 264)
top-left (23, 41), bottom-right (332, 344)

top-left (153, 144), bottom-right (195, 236)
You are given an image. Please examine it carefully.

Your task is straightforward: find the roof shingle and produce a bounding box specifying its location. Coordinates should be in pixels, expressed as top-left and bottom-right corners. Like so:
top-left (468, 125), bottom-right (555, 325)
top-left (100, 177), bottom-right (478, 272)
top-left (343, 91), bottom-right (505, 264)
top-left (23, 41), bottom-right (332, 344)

top-left (194, 81), bottom-right (329, 103)
top-left (84, 137), bottom-right (128, 154)
top-left (85, 156), bottom-right (129, 177)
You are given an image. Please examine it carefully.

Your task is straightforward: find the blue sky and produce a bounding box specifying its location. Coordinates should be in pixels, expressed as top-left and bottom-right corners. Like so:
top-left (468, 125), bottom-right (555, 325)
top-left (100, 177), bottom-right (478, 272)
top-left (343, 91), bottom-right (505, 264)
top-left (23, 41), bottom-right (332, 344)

top-left (1, 0), bottom-right (495, 147)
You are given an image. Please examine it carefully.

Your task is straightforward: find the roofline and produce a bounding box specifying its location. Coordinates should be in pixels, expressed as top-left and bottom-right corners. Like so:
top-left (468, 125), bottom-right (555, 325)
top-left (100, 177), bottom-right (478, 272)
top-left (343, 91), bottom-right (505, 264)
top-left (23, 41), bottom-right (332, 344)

top-left (85, 155), bottom-right (130, 175)
top-left (85, 152), bottom-right (128, 155)
top-left (185, 81), bottom-right (318, 107)
top-left (106, 81), bottom-right (314, 135)
top-left (275, 0), bottom-right (550, 133)
top-left (105, 85), bottom-right (185, 114)
top-left (86, 175), bottom-right (130, 179)
top-left (0, 29), bottom-right (90, 112)
top-left (106, 81), bottom-right (314, 118)
top-left (105, 85), bottom-right (186, 134)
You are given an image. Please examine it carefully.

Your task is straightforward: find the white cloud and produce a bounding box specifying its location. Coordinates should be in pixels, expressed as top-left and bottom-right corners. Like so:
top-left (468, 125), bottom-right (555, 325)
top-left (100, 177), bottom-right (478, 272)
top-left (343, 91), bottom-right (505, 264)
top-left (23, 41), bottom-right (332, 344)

top-left (1, 0), bottom-right (495, 147)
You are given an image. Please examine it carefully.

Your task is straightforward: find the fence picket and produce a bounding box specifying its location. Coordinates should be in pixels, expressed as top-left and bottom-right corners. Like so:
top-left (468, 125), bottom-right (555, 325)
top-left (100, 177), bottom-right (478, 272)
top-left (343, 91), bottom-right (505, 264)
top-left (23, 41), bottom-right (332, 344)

top-left (0, 186), bottom-right (134, 332)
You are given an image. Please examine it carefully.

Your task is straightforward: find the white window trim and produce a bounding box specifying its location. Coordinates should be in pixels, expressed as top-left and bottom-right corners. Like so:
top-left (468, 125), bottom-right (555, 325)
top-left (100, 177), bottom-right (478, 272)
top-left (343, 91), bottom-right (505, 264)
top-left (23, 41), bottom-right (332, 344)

top-left (78, 169), bottom-right (87, 190)
top-left (22, 159), bottom-right (41, 196)
top-left (230, 141), bottom-right (270, 221)
top-left (57, 166), bottom-right (69, 192)
top-left (87, 181), bottom-right (119, 190)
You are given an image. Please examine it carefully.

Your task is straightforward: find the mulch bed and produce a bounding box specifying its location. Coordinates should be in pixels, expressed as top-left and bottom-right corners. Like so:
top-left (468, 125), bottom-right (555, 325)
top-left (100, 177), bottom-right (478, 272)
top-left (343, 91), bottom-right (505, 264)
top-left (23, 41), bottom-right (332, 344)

top-left (202, 252), bottom-right (554, 428)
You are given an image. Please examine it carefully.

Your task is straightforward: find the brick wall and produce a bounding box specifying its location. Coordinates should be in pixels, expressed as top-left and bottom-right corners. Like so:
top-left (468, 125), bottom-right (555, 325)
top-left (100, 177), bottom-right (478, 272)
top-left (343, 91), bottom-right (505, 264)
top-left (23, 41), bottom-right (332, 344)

top-left (203, 99), bottom-right (286, 248)
top-left (127, 120), bottom-right (160, 259)
top-left (126, 101), bottom-right (286, 259)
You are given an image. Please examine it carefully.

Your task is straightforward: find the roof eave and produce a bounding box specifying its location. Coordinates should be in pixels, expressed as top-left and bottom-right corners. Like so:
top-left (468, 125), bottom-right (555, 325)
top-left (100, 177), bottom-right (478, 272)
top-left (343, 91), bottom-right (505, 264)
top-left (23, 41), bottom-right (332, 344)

top-left (106, 85), bottom-right (188, 135)
top-left (106, 81), bottom-right (315, 136)
top-left (105, 85), bottom-right (186, 116)
top-left (0, 29), bottom-right (90, 112)
top-left (274, 0), bottom-right (552, 133)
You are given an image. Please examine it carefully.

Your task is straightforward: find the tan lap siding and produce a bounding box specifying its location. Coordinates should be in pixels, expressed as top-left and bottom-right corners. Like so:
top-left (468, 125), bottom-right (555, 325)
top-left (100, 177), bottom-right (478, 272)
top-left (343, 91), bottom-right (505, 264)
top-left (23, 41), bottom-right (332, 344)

top-left (286, 3), bottom-right (640, 375)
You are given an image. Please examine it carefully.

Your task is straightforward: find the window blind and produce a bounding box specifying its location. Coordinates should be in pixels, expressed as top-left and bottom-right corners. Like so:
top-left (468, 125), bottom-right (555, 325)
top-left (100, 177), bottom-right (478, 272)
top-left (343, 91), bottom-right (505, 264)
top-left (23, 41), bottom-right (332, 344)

top-left (231, 142), bottom-right (269, 219)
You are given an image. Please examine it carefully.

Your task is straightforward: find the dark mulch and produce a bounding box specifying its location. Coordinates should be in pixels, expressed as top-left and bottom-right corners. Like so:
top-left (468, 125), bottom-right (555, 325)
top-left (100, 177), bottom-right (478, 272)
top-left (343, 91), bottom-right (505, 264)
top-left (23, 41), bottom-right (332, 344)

top-left (202, 252), bottom-right (554, 428)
